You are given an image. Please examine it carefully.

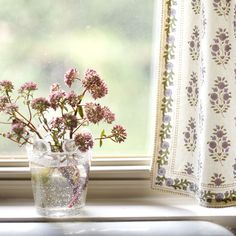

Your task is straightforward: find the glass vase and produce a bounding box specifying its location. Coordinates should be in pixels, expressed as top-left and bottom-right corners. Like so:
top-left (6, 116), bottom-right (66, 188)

top-left (26, 141), bottom-right (91, 217)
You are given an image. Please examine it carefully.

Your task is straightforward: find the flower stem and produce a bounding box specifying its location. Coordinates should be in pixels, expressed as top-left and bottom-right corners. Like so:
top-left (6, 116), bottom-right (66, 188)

top-left (41, 113), bottom-right (51, 132)
top-left (95, 135), bottom-right (116, 142)
top-left (14, 111), bottom-right (42, 139)
top-left (72, 119), bottom-right (88, 135)
top-left (0, 121), bottom-right (12, 125)
top-left (0, 132), bottom-right (24, 145)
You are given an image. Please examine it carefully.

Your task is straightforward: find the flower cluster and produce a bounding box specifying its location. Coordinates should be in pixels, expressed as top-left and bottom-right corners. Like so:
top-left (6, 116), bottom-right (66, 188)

top-left (50, 117), bottom-right (63, 130)
top-left (63, 114), bottom-right (78, 130)
top-left (0, 96), bottom-right (9, 112)
top-left (19, 82), bottom-right (37, 93)
top-left (103, 106), bottom-right (115, 124)
top-left (84, 103), bottom-right (116, 126)
top-left (49, 90), bottom-right (66, 110)
top-left (0, 68), bottom-right (127, 152)
top-left (31, 97), bottom-right (50, 113)
top-left (85, 103), bottom-right (104, 124)
top-left (0, 80), bottom-right (14, 93)
top-left (111, 125), bottom-right (127, 143)
top-left (66, 91), bottom-right (78, 107)
top-left (5, 103), bottom-right (18, 113)
top-left (50, 83), bottom-right (61, 92)
top-left (83, 69), bottom-right (108, 99)
top-left (11, 122), bottom-right (26, 136)
top-left (64, 68), bottom-right (78, 88)
top-left (74, 132), bottom-right (94, 152)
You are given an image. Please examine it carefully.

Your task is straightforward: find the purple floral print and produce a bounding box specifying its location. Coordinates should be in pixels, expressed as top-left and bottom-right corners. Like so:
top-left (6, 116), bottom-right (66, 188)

top-left (191, 0), bottom-right (200, 14)
top-left (183, 117), bottom-right (197, 152)
top-left (184, 162), bottom-right (194, 175)
top-left (189, 26), bottom-right (200, 60)
top-left (210, 173), bottom-right (225, 186)
top-left (209, 77), bottom-right (231, 115)
top-left (208, 125), bottom-right (230, 165)
top-left (186, 72), bottom-right (199, 106)
top-left (213, 0), bottom-right (231, 17)
top-left (210, 28), bottom-right (231, 67)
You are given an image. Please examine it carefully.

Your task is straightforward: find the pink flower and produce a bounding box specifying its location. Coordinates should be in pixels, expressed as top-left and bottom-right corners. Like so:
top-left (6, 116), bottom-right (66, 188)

top-left (50, 117), bottom-right (63, 129)
top-left (83, 69), bottom-right (108, 99)
top-left (11, 122), bottom-right (25, 136)
top-left (0, 96), bottom-right (8, 112)
top-left (49, 91), bottom-right (66, 110)
top-left (103, 106), bottom-right (115, 124)
top-left (111, 125), bottom-right (127, 143)
top-left (19, 82), bottom-right (37, 93)
top-left (0, 80), bottom-right (14, 92)
top-left (5, 103), bottom-right (18, 113)
top-left (66, 91), bottom-right (78, 107)
top-left (84, 102), bottom-right (104, 124)
top-left (90, 80), bottom-right (108, 100)
top-left (0, 67), bottom-right (127, 151)
top-left (74, 132), bottom-right (94, 152)
top-left (31, 97), bottom-right (50, 113)
top-left (63, 114), bottom-right (78, 129)
top-left (64, 68), bottom-right (78, 87)
top-left (50, 83), bottom-right (61, 93)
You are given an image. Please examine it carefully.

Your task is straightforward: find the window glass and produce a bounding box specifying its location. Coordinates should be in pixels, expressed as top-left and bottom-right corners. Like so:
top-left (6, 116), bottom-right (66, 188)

top-left (0, 0), bottom-right (155, 156)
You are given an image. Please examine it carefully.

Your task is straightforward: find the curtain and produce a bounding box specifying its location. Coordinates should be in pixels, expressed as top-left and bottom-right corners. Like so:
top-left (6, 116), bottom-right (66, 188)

top-left (151, 0), bottom-right (236, 207)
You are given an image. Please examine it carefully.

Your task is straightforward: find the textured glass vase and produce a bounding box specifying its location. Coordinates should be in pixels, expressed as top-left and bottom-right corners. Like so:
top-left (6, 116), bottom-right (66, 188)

top-left (26, 140), bottom-right (91, 217)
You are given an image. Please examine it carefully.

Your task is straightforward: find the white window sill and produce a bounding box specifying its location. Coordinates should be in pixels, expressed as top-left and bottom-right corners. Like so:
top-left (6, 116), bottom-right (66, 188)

top-left (0, 221), bottom-right (234, 236)
top-left (0, 197), bottom-right (235, 230)
top-left (0, 157), bottom-right (235, 230)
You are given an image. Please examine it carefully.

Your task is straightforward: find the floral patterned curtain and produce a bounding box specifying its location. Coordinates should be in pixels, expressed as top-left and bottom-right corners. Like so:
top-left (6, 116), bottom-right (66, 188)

top-left (151, 0), bottom-right (236, 207)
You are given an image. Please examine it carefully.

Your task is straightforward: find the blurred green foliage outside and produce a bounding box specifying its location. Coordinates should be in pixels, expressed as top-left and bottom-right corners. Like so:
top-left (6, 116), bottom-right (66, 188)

top-left (0, 0), bottom-right (155, 156)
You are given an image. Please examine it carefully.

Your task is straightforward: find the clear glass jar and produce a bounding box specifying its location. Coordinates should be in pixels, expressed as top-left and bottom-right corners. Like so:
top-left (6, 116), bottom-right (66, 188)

top-left (26, 141), bottom-right (91, 217)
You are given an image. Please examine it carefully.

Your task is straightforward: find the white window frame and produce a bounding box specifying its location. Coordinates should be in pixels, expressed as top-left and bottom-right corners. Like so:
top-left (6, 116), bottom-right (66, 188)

top-left (0, 0), bottom-right (161, 198)
top-left (0, 155), bottom-right (152, 198)
top-left (0, 3), bottom-right (236, 231)
top-left (0, 155), bottom-right (151, 174)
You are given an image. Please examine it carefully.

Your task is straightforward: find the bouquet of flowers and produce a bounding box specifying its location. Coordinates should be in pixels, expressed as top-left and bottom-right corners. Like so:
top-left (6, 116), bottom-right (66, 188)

top-left (0, 68), bottom-right (127, 151)
top-left (0, 68), bottom-right (127, 214)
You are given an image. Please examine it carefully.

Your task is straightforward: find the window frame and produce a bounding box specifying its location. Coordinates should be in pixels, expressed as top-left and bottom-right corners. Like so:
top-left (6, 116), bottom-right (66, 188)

top-left (0, 155), bottom-right (152, 198)
top-left (0, 0), bottom-right (161, 197)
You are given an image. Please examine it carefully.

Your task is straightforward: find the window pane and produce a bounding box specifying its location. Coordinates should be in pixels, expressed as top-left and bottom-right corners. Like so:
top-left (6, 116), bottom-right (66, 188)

top-left (0, 0), bottom-right (155, 156)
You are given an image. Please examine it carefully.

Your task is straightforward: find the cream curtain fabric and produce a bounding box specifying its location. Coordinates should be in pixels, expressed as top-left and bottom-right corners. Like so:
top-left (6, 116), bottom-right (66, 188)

top-left (151, 0), bottom-right (236, 207)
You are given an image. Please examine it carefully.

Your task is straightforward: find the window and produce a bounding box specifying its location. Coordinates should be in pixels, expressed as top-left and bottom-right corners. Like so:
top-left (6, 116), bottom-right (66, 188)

top-left (0, 0), bottom-right (155, 157)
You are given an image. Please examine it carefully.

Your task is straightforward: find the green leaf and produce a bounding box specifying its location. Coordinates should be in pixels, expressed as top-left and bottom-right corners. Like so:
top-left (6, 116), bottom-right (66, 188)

top-left (99, 138), bottom-right (103, 147)
top-left (99, 129), bottom-right (106, 147)
top-left (78, 95), bottom-right (84, 101)
top-left (100, 129), bottom-right (106, 138)
top-left (78, 106), bottom-right (84, 118)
